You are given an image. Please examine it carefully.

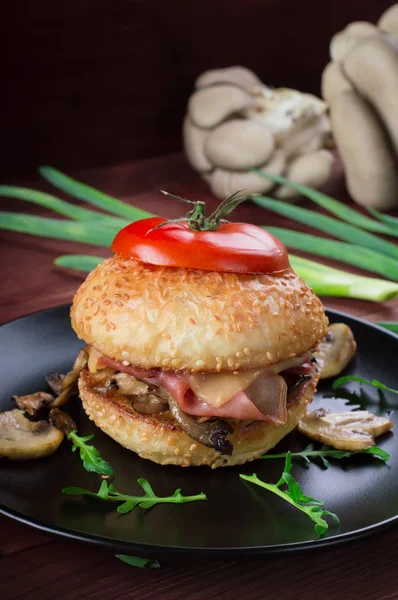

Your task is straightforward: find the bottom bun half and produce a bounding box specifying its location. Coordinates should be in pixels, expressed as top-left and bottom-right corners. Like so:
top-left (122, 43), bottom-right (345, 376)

top-left (78, 370), bottom-right (318, 469)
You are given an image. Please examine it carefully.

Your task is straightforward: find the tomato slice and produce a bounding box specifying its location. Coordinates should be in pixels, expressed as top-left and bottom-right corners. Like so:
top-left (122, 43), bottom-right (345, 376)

top-left (111, 217), bottom-right (290, 274)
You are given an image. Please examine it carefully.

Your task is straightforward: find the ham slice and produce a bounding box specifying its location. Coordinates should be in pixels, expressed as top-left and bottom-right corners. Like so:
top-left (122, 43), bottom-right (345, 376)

top-left (97, 353), bottom-right (292, 423)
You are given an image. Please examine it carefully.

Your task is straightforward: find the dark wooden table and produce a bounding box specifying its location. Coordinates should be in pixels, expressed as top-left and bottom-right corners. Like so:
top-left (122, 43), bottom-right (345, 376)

top-left (1, 153), bottom-right (398, 599)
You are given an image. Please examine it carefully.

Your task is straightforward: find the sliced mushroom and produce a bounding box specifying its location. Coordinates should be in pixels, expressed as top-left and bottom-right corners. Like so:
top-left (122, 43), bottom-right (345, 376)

top-left (275, 150), bottom-right (334, 200)
top-left (321, 61), bottom-right (353, 103)
top-left (0, 409), bottom-right (64, 460)
top-left (343, 36), bottom-right (398, 157)
top-left (195, 66), bottom-right (263, 92)
top-left (13, 392), bottom-right (55, 416)
top-left (47, 347), bottom-right (88, 407)
top-left (188, 85), bottom-right (253, 129)
top-left (183, 117), bottom-right (213, 173)
top-left (205, 119), bottom-right (274, 170)
top-left (314, 323), bottom-right (357, 380)
top-left (378, 4), bottom-right (398, 34)
top-left (132, 395), bottom-right (169, 414)
top-left (167, 394), bottom-right (233, 455)
top-left (298, 408), bottom-right (393, 451)
top-left (330, 89), bottom-right (398, 209)
top-left (49, 408), bottom-right (77, 435)
top-left (330, 21), bottom-right (379, 63)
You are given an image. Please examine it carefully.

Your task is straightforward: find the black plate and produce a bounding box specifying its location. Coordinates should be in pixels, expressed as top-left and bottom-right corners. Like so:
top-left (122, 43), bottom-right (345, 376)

top-left (1, 305), bottom-right (397, 558)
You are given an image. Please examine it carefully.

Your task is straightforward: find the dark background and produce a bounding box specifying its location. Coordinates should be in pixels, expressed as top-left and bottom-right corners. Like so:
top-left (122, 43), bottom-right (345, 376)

top-left (0, 0), bottom-right (393, 174)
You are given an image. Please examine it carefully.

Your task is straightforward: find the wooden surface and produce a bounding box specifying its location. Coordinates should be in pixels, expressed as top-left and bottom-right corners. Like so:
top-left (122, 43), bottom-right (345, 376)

top-left (1, 153), bottom-right (398, 599)
top-left (0, 0), bottom-right (393, 173)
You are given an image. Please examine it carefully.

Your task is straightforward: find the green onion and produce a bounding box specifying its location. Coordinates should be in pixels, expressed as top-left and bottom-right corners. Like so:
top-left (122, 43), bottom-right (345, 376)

top-left (376, 322), bottom-right (398, 334)
top-left (290, 255), bottom-right (398, 301)
top-left (252, 170), bottom-right (398, 237)
top-left (39, 166), bottom-right (153, 221)
top-left (367, 208), bottom-right (398, 232)
top-left (254, 195), bottom-right (398, 260)
top-left (265, 226), bottom-right (398, 281)
top-left (0, 185), bottom-right (128, 227)
top-left (55, 255), bottom-right (105, 271)
top-left (1, 212), bottom-right (118, 246)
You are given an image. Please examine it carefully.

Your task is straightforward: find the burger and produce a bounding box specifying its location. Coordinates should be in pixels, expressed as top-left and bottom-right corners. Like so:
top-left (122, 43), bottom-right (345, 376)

top-left (71, 195), bottom-right (328, 468)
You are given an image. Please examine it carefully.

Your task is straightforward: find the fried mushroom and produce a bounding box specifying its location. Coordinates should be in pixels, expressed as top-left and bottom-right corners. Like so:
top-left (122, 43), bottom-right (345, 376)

top-left (0, 409), bottom-right (64, 460)
top-left (314, 323), bottom-right (357, 380)
top-left (298, 408), bottom-right (393, 450)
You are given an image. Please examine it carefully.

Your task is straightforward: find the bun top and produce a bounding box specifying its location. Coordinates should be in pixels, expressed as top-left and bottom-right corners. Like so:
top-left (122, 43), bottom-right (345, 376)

top-left (71, 255), bottom-right (328, 372)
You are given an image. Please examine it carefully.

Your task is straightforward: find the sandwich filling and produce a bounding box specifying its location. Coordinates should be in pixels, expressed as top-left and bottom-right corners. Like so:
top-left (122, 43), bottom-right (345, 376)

top-left (82, 346), bottom-right (317, 455)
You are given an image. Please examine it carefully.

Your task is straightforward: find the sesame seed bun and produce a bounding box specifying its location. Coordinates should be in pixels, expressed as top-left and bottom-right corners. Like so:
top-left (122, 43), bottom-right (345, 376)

top-left (71, 255), bottom-right (328, 372)
top-left (78, 367), bottom-right (318, 468)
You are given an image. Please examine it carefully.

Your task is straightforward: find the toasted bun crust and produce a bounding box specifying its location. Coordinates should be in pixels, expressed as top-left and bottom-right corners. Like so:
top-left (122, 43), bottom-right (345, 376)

top-left (78, 369), bottom-right (318, 468)
top-left (71, 255), bottom-right (328, 372)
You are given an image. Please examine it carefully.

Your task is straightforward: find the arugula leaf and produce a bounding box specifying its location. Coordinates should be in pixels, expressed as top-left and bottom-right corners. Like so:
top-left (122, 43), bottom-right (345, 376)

top-left (62, 477), bottom-right (206, 513)
top-left (240, 453), bottom-right (339, 536)
top-left (260, 443), bottom-right (390, 468)
top-left (115, 554), bottom-right (160, 569)
top-left (67, 430), bottom-right (114, 477)
top-left (332, 376), bottom-right (398, 396)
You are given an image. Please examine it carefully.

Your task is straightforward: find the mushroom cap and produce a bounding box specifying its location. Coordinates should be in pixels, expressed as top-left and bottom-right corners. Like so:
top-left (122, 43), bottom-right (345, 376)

top-left (378, 3), bottom-right (398, 33)
top-left (188, 85), bottom-right (253, 129)
top-left (195, 66), bottom-right (263, 92)
top-left (321, 61), bottom-right (353, 103)
top-left (313, 323), bottom-right (357, 380)
top-left (0, 409), bottom-right (64, 460)
top-left (275, 150), bottom-right (334, 200)
top-left (183, 117), bottom-right (212, 173)
top-left (205, 119), bottom-right (274, 170)
top-left (209, 149), bottom-right (286, 199)
top-left (298, 408), bottom-right (393, 451)
top-left (330, 21), bottom-right (379, 62)
top-left (343, 35), bottom-right (398, 156)
top-left (330, 89), bottom-right (398, 209)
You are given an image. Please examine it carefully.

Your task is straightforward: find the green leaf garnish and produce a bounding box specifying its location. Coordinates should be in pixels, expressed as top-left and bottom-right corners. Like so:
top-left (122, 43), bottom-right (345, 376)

top-left (67, 430), bottom-right (114, 477)
top-left (260, 443), bottom-right (390, 468)
top-left (115, 554), bottom-right (160, 569)
top-left (240, 453), bottom-right (339, 536)
top-left (62, 478), bottom-right (206, 512)
top-left (332, 376), bottom-right (398, 396)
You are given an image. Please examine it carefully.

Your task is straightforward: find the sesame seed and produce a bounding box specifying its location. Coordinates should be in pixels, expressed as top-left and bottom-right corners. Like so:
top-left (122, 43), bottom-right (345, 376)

top-left (85, 316), bottom-right (92, 321)
top-left (216, 364), bottom-right (222, 372)
top-left (231, 311), bottom-right (238, 322)
top-left (289, 352), bottom-right (296, 358)
top-left (174, 448), bottom-right (181, 456)
top-left (104, 300), bottom-right (110, 306)
top-left (189, 318), bottom-right (197, 326)
top-left (244, 348), bottom-right (250, 356)
top-left (167, 436), bottom-right (173, 446)
top-left (162, 332), bottom-right (171, 339)
top-left (162, 358), bottom-right (169, 366)
top-left (227, 358), bottom-right (234, 368)
top-left (105, 324), bottom-right (110, 332)
top-left (237, 322), bottom-right (243, 332)
top-left (109, 322), bottom-right (116, 330)
top-left (216, 356), bottom-right (222, 363)
top-left (171, 359), bottom-right (181, 367)
top-left (189, 444), bottom-right (198, 452)
top-left (122, 360), bottom-right (129, 366)
top-left (236, 352), bottom-right (243, 358)
top-left (196, 360), bottom-right (205, 368)
top-left (215, 328), bottom-right (222, 335)
top-left (235, 363), bottom-right (241, 370)
top-left (115, 300), bottom-right (123, 307)
top-left (93, 306), bottom-right (100, 316)
top-left (266, 351), bottom-right (273, 361)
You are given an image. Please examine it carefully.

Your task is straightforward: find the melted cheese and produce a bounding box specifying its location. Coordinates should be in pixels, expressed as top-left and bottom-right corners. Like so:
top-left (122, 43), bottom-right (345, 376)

top-left (187, 352), bottom-right (311, 408)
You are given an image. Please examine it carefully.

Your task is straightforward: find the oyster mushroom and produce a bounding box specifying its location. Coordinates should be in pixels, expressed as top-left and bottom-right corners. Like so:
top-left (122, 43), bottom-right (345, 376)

top-left (298, 408), bottom-right (393, 451)
top-left (275, 150), bottom-right (334, 200)
top-left (209, 149), bottom-right (285, 199)
top-left (330, 21), bottom-right (379, 63)
top-left (343, 36), bottom-right (398, 157)
top-left (330, 89), bottom-right (398, 209)
top-left (314, 323), bottom-right (357, 380)
top-left (321, 61), bottom-right (353, 103)
top-left (378, 4), bottom-right (398, 34)
top-left (205, 119), bottom-right (274, 170)
top-left (188, 85), bottom-right (253, 129)
top-left (183, 117), bottom-right (212, 173)
top-left (195, 66), bottom-right (263, 92)
top-left (0, 409), bottom-right (64, 460)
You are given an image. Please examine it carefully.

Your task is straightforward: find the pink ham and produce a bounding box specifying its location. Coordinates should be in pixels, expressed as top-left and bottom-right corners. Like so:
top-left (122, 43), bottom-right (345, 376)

top-left (98, 355), bottom-right (288, 423)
